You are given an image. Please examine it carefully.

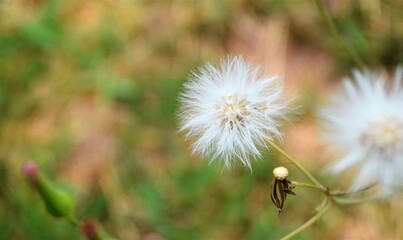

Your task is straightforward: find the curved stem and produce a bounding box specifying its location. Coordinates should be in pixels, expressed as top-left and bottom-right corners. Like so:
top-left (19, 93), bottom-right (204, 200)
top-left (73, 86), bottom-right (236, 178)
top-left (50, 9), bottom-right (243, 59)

top-left (289, 180), bottom-right (325, 192)
top-left (313, 0), bottom-right (365, 69)
top-left (266, 139), bottom-right (325, 190)
top-left (281, 198), bottom-right (331, 240)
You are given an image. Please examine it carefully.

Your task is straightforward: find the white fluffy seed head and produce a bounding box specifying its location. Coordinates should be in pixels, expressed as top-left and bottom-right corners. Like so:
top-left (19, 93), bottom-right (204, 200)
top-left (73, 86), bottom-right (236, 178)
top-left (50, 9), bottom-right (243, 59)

top-left (178, 56), bottom-right (290, 169)
top-left (320, 68), bottom-right (403, 194)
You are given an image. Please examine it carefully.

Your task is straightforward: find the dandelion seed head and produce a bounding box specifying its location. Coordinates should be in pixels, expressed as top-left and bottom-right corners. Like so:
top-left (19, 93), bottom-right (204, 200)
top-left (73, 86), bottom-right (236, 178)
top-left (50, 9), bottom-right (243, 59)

top-left (178, 56), bottom-right (290, 168)
top-left (321, 68), bottom-right (403, 193)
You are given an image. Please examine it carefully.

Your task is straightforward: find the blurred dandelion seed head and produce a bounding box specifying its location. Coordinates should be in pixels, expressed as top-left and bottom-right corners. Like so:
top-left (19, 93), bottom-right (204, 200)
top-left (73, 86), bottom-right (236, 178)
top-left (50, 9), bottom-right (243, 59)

top-left (321, 68), bottom-right (403, 193)
top-left (361, 115), bottom-right (403, 155)
top-left (178, 56), bottom-right (290, 169)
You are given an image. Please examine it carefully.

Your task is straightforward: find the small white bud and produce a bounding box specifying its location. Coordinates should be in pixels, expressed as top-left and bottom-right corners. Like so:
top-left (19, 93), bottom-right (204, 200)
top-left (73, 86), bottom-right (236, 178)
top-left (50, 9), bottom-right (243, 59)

top-left (273, 166), bottom-right (288, 180)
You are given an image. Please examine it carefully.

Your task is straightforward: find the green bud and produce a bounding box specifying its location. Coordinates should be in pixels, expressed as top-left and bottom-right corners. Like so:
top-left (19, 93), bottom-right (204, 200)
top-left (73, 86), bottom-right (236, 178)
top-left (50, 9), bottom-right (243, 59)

top-left (35, 177), bottom-right (74, 219)
top-left (23, 161), bottom-right (76, 223)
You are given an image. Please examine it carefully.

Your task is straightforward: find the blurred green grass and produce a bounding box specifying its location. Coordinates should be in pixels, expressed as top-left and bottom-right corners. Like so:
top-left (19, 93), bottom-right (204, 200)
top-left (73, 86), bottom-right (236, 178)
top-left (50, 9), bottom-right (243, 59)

top-left (0, 0), bottom-right (402, 239)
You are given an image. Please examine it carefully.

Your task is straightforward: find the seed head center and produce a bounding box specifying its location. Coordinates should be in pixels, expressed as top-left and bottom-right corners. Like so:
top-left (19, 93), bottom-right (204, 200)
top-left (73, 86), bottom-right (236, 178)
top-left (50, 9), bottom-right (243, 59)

top-left (362, 116), bottom-right (403, 152)
top-left (217, 94), bottom-right (250, 129)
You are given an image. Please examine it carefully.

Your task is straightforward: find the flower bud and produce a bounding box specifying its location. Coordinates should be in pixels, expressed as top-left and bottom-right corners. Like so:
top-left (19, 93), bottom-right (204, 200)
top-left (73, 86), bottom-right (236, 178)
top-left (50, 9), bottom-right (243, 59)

top-left (81, 220), bottom-right (98, 240)
top-left (22, 161), bottom-right (39, 180)
top-left (81, 219), bottom-right (116, 240)
top-left (22, 161), bottom-right (76, 221)
top-left (273, 166), bottom-right (288, 180)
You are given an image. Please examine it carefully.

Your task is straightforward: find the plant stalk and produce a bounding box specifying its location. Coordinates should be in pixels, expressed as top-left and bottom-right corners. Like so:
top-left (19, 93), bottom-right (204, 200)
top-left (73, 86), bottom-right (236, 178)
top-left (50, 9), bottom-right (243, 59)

top-left (330, 183), bottom-right (377, 196)
top-left (313, 0), bottom-right (365, 69)
top-left (281, 198), bottom-right (331, 240)
top-left (289, 180), bottom-right (325, 192)
top-left (334, 194), bottom-right (383, 205)
top-left (266, 139), bottom-right (325, 190)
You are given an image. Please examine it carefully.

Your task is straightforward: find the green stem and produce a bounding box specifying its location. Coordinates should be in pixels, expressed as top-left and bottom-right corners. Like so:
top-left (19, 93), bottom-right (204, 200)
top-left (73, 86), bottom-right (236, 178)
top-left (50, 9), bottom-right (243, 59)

top-left (334, 194), bottom-right (383, 205)
top-left (266, 139), bottom-right (325, 190)
top-left (68, 216), bottom-right (79, 226)
top-left (330, 183), bottom-right (377, 196)
top-left (281, 198), bottom-right (331, 240)
top-left (313, 0), bottom-right (365, 69)
top-left (289, 180), bottom-right (325, 192)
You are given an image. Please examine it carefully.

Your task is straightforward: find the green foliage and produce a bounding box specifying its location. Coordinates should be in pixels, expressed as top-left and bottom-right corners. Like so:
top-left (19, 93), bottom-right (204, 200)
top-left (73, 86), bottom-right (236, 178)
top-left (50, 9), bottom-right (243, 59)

top-left (78, 188), bottom-right (109, 221)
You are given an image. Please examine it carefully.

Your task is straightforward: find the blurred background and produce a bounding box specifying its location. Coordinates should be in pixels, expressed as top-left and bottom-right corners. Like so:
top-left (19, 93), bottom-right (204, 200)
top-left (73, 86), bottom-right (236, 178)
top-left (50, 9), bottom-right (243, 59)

top-left (1, 0), bottom-right (403, 239)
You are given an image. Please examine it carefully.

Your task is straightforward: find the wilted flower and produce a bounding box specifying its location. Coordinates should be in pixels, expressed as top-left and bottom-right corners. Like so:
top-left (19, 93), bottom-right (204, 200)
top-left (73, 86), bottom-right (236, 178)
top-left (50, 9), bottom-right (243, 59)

top-left (320, 68), bottom-right (403, 193)
top-left (178, 56), bottom-right (290, 168)
top-left (270, 166), bottom-right (296, 213)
